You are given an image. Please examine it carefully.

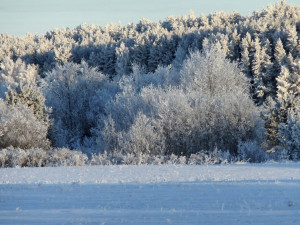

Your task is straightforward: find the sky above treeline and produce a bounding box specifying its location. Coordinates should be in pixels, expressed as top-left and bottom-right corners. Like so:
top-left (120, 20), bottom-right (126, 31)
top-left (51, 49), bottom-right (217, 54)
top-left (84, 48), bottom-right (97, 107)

top-left (0, 0), bottom-right (299, 36)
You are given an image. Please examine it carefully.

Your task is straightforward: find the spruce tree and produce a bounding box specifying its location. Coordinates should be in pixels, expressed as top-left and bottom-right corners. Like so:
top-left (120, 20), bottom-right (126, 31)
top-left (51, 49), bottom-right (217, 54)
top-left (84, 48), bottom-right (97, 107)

top-left (240, 33), bottom-right (252, 78)
top-left (115, 42), bottom-right (131, 76)
top-left (251, 37), bottom-right (265, 104)
top-left (279, 98), bottom-right (300, 159)
top-left (271, 60), bottom-right (300, 153)
top-left (262, 96), bottom-right (281, 147)
top-left (286, 24), bottom-right (298, 58)
top-left (274, 38), bottom-right (286, 76)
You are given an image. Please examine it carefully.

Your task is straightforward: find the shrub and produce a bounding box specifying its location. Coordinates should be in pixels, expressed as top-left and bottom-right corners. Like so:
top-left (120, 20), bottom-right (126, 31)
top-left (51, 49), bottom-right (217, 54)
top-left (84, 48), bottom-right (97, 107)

top-left (0, 147), bottom-right (88, 168)
top-left (237, 141), bottom-right (268, 163)
top-left (188, 149), bottom-right (234, 165)
top-left (5, 83), bottom-right (51, 125)
top-left (0, 99), bottom-right (50, 149)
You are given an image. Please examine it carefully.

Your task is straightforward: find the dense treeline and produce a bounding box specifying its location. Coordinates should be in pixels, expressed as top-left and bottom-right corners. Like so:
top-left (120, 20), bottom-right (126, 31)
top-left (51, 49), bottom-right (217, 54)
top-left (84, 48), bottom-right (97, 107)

top-left (0, 1), bottom-right (299, 166)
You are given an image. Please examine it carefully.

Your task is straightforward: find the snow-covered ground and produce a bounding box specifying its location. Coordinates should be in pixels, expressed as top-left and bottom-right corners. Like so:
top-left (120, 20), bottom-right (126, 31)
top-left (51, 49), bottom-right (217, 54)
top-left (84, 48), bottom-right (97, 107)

top-left (1, 163), bottom-right (300, 224)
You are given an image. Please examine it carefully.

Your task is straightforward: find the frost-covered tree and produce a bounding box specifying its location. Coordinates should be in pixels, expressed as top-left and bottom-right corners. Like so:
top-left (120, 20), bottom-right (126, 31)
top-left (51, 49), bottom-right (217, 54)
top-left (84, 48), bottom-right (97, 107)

top-left (273, 38), bottom-right (287, 76)
top-left (251, 38), bottom-right (265, 103)
top-left (179, 46), bottom-right (264, 154)
top-left (276, 60), bottom-right (300, 154)
top-left (278, 60), bottom-right (300, 108)
top-left (263, 96), bottom-right (281, 147)
top-left (264, 59), bottom-right (300, 150)
top-left (0, 57), bottom-right (38, 98)
top-left (180, 45), bottom-right (248, 96)
top-left (259, 39), bottom-right (273, 100)
top-left (277, 66), bottom-right (292, 108)
top-left (0, 99), bottom-right (50, 149)
top-left (122, 112), bottom-right (165, 156)
top-left (263, 66), bottom-right (291, 148)
top-left (240, 32), bottom-right (253, 78)
top-left (286, 24), bottom-right (299, 58)
top-left (279, 98), bottom-right (300, 159)
top-left (173, 45), bottom-right (188, 70)
top-left (54, 42), bottom-right (73, 65)
top-left (115, 42), bottom-right (131, 75)
top-left (5, 83), bottom-right (51, 125)
top-left (43, 61), bottom-right (109, 151)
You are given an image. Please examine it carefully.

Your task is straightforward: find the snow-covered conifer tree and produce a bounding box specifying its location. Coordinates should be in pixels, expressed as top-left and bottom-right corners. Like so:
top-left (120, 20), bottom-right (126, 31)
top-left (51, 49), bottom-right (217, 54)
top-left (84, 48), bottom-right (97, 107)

top-left (279, 98), bottom-right (300, 159)
top-left (274, 38), bottom-right (287, 76)
top-left (240, 33), bottom-right (253, 78)
top-left (115, 42), bottom-right (131, 76)
top-left (286, 24), bottom-right (298, 58)
top-left (251, 37), bottom-right (266, 104)
top-left (0, 57), bottom-right (37, 98)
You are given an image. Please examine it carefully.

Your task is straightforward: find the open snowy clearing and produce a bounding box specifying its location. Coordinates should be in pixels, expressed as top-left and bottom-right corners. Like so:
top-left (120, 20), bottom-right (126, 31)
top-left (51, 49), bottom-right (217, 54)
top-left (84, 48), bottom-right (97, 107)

top-left (1, 163), bottom-right (300, 224)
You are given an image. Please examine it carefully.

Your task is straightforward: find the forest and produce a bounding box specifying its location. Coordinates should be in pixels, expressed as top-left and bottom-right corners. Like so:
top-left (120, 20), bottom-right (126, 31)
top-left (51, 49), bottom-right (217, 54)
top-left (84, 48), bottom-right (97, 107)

top-left (0, 0), bottom-right (299, 167)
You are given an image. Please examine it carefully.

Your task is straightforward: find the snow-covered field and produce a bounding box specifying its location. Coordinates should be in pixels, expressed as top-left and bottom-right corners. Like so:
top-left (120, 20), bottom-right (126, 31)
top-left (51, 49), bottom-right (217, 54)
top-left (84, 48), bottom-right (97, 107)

top-left (1, 163), bottom-right (300, 224)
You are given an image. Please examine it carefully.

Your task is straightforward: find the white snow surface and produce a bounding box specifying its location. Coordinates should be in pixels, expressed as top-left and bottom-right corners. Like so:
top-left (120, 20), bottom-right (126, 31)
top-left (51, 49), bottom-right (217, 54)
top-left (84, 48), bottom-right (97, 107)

top-left (1, 163), bottom-right (300, 184)
top-left (1, 163), bottom-right (300, 224)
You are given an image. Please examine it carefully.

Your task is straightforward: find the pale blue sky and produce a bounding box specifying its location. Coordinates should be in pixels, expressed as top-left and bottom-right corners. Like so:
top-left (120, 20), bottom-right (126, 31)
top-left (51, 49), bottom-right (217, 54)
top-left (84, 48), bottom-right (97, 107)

top-left (0, 0), bottom-right (299, 36)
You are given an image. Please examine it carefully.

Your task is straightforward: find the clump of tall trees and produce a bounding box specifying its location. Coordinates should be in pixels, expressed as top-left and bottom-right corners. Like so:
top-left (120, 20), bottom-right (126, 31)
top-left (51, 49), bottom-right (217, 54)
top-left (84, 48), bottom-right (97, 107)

top-left (0, 1), bottom-right (299, 162)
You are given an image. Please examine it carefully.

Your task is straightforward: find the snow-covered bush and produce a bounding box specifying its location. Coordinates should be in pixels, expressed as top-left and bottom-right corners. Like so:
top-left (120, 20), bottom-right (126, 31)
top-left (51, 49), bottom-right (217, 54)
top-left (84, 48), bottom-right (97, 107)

top-left (188, 149), bottom-right (234, 165)
top-left (237, 141), bottom-right (268, 163)
top-left (121, 112), bottom-right (165, 156)
top-left (0, 147), bottom-right (88, 168)
top-left (90, 152), bottom-right (187, 165)
top-left (48, 148), bottom-right (88, 167)
top-left (5, 83), bottom-right (51, 126)
top-left (90, 151), bottom-right (235, 165)
top-left (0, 99), bottom-right (50, 149)
top-left (90, 151), bottom-right (118, 166)
top-left (0, 147), bottom-right (47, 168)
